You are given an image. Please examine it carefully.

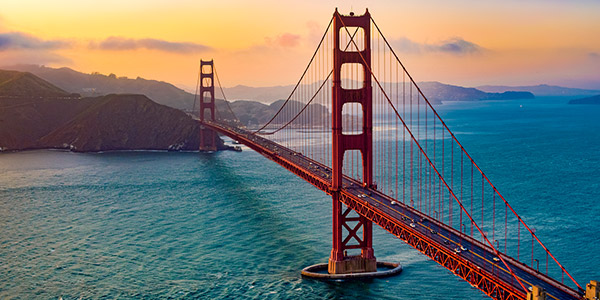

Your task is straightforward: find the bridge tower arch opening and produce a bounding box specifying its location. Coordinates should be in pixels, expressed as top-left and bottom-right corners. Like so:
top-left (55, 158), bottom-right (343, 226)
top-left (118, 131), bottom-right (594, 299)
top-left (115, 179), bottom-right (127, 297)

top-left (199, 59), bottom-right (217, 151)
top-left (329, 8), bottom-right (377, 274)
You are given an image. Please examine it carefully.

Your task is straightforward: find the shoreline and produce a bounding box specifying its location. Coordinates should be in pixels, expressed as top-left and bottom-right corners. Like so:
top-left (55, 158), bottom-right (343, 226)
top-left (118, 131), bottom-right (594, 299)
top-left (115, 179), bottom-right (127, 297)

top-left (0, 145), bottom-right (240, 154)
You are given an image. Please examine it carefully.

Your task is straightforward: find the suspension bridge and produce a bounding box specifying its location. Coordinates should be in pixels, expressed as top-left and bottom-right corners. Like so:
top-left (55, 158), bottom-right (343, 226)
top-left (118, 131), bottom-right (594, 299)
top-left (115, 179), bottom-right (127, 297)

top-left (193, 9), bottom-right (597, 300)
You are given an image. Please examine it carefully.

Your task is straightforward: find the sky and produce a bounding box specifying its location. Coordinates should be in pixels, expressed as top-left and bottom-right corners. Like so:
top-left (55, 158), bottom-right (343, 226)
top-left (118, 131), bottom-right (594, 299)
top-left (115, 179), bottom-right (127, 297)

top-left (1, 0), bottom-right (599, 90)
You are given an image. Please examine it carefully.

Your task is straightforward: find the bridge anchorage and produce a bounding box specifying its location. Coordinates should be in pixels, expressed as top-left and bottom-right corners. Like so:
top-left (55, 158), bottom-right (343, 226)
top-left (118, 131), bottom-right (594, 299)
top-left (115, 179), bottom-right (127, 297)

top-left (196, 7), bottom-right (598, 300)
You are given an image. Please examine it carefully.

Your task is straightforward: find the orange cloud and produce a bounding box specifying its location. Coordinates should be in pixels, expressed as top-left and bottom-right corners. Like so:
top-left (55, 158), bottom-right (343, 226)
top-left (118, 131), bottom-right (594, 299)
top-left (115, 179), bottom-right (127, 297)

top-left (0, 31), bottom-right (72, 66)
top-left (391, 37), bottom-right (484, 55)
top-left (0, 32), bottom-right (71, 51)
top-left (90, 37), bottom-right (212, 53)
top-left (266, 33), bottom-right (301, 48)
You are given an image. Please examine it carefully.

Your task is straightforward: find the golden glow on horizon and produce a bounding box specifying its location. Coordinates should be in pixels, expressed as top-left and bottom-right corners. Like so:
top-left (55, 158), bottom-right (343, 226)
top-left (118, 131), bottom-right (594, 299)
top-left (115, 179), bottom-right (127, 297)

top-left (1, 0), bottom-right (599, 90)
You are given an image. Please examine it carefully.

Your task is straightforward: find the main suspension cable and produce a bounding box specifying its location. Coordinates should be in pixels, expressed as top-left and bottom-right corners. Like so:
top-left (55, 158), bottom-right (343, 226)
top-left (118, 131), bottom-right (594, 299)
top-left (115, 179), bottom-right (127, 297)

top-left (370, 16), bottom-right (582, 291)
top-left (252, 16), bottom-right (333, 134)
top-left (192, 62), bottom-right (202, 116)
top-left (213, 63), bottom-right (243, 127)
top-left (256, 26), bottom-right (361, 135)
top-left (337, 14), bottom-right (529, 293)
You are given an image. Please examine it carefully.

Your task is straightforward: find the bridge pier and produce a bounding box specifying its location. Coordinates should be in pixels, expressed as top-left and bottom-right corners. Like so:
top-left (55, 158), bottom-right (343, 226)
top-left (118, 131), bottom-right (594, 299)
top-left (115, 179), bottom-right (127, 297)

top-left (328, 256), bottom-right (377, 274)
top-left (328, 192), bottom-right (377, 274)
top-left (328, 8), bottom-right (380, 276)
top-left (302, 9), bottom-right (401, 280)
top-left (199, 126), bottom-right (218, 152)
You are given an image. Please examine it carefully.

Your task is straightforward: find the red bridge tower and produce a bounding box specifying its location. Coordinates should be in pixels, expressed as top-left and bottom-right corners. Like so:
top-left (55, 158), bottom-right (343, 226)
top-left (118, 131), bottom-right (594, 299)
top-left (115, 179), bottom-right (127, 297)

top-left (329, 9), bottom-right (376, 274)
top-left (199, 60), bottom-right (217, 151)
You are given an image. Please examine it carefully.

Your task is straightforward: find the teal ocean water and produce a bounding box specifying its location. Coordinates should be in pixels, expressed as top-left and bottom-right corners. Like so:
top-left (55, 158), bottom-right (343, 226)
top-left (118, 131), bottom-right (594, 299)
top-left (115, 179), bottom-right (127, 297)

top-left (1, 97), bottom-right (599, 299)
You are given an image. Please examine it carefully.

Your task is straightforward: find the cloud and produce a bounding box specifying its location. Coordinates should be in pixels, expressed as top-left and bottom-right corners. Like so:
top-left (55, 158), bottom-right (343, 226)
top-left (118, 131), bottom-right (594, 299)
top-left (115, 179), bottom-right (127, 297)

top-left (0, 32), bottom-right (71, 51)
top-left (0, 50), bottom-right (71, 66)
top-left (306, 21), bottom-right (323, 43)
top-left (391, 37), bottom-right (484, 55)
top-left (589, 52), bottom-right (599, 59)
top-left (433, 38), bottom-right (482, 54)
top-left (392, 37), bottom-right (423, 53)
top-left (276, 33), bottom-right (301, 48)
top-left (91, 37), bottom-right (211, 53)
top-left (265, 33), bottom-right (301, 48)
top-left (0, 31), bottom-right (71, 65)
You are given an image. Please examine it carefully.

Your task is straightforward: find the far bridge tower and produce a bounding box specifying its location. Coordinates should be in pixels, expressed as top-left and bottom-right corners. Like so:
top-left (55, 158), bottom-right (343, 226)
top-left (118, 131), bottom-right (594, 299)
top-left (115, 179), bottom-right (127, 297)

top-left (199, 59), bottom-right (217, 151)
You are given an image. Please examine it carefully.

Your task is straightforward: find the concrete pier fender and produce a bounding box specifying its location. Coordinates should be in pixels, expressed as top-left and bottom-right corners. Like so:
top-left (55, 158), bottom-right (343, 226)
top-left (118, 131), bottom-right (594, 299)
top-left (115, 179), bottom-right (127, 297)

top-left (301, 261), bottom-right (402, 280)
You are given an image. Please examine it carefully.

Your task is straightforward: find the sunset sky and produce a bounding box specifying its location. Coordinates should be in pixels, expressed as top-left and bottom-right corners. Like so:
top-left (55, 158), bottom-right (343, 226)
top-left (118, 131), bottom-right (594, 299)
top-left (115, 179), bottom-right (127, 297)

top-left (1, 0), bottom-right (599, 90)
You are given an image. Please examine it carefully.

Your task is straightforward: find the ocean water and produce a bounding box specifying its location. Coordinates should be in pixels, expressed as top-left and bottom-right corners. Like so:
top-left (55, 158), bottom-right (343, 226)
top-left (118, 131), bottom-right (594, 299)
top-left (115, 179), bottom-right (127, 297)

top-left (1, 97), bottom-right (599, 299)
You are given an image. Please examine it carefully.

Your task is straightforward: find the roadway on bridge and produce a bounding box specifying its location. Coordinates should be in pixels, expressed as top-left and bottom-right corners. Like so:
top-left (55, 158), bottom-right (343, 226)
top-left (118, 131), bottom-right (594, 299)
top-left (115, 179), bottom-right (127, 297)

top-left (205, 121), bottom-right (581, 300)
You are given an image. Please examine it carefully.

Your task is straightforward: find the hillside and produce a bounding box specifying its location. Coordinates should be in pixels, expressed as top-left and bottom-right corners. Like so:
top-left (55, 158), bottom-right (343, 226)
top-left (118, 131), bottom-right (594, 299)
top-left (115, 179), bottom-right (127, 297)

top-left (2, 65), bottom-right (540, 130)
top-left (477, 84), bottom-right (600, 97)
top-left (3, 65), bottom-right (195, 110)
top-left (39, 94), bottom-right (225, 152)
top-left (0, 69), bottom-right (71, 98)
top-left (4, 65), bottom-right (535, 108)
top-left (418, 82), bottom-right (533, 103)
top-left (0, 70), bottom-right (226, 152)
top-left (222, 85), bottom-right (297, 104)
top-left (224, 81), bottom-right (534, 104)
top-left (224, 84), bottom-right (531, 126)
top-left (229, 99), bottom-right (328, 127)
top-left (568, 95), bottom-right (600, 105)
top-left (0, 70), bottom-right (89, 149)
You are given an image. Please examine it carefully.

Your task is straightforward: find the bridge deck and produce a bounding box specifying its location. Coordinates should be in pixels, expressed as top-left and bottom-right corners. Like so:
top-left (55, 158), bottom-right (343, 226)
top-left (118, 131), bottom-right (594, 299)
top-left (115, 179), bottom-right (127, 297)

top-left (202, 120), bottom-right (582, 300)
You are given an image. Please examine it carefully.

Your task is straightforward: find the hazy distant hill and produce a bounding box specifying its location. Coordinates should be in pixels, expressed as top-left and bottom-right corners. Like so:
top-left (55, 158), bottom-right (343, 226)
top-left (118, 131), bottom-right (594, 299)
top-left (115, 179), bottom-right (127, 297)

top-left (0, 69), bottom-right (71, 98)
top-left (3, 65), bottom-right (195, 110)
top-left (477, 84), bottom-right (600, 97)
top-left (4, 65), bottom-right (535, 107)
top-left (229, 99), bottom-right (328, 127)
top-left (0, 69), bottom-right (225, 152)
top-left (224, 82), bottom-right (531, 126)
top-left (568, 95), bottom-right (600, 105)
top-left (223, 81), bottom-right (534, 104)
top-left (418, 81), bottom-right (533, 103)
top-left (4, 64), bottom-right (539, 107)
top-left (1, 65), bottom-right (539, 130)
top-left (223, 85), bottom-right (296, 104)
